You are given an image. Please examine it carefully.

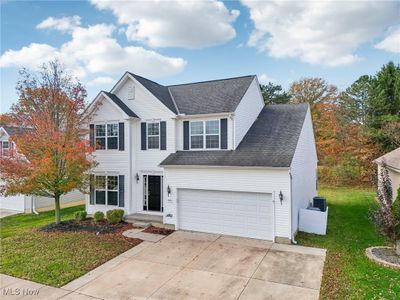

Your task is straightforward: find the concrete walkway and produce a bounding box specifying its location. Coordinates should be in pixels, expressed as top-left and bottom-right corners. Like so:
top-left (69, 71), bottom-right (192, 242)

top-left (0, 231), bottom-right (326, 299)
top-left (0, 209), bottom-right (21, 219)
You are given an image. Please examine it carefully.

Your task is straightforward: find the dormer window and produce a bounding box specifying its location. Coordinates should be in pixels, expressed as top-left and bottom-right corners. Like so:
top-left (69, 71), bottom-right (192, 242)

top-left (190, 120), bottom-right (220, 149)
top-left (127, 85), bottom-right (135, 100)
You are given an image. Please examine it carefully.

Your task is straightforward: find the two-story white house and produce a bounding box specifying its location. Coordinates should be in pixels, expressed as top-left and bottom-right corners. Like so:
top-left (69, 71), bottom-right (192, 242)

top-left (86, 72), bottom-right (317, 243)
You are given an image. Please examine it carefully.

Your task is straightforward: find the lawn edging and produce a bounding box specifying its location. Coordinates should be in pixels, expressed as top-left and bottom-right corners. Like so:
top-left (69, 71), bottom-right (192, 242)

top-left (365, 246), bottom-right (400, 270)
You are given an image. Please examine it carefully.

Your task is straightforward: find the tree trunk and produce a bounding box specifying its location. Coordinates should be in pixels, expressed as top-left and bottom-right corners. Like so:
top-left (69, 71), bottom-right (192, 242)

top-left (55, 194), bottom-right (61, 224)
top-left (396, 240), bottom-right (400, 256)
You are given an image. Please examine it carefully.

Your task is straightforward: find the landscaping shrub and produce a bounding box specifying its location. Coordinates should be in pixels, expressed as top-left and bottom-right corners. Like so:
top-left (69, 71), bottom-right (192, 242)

top-left (93, 211), bottom-right (105, 223)
top-left (106, 209), bottom-right (124, 224)
top-left (74, 211), bottom-right (87, 221)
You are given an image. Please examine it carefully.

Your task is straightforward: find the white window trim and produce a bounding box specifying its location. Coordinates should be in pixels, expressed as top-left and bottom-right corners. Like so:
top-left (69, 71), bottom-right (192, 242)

top-left (94, 174), bottom-right (119, 206)
top-left (189, 120), bottom-right (220, 150)
top-left (1, 140), bottom-right (9, 157)
top-left (95, 122), bottom-right (119, 151)
top-left (147, 122), bottom-right (160, 150)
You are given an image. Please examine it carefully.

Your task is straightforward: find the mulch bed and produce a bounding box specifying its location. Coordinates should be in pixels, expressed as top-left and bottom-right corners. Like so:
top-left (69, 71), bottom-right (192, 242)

top-left (142, 225), bottom-right (174, 235)
top-left (371, 247), bottom-right (400, 265)
top-left (40, 219), bottom-right (134, 235)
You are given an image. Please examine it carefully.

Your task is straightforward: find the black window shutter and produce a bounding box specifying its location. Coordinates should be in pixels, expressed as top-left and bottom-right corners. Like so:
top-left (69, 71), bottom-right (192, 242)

top-left (141, 122), bottom-right (147, 150)
top-left (118, 122), bottom-right (125, 151)
top-left (119, 175), bottom-right (124, 207)
top-left (89, 174), bottom-right (94, 205)
top-left (160, 121), bottom-right (167, 150)
top-left (89, 124), bottom-right (95, 149)
top-left (220, 118), bottom-right (228, 149)
top-left (183, 121), bottom-right (189, 150)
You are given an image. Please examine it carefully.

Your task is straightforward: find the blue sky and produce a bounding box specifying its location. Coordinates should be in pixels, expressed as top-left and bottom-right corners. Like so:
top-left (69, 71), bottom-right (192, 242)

top-left (1, 0), bottom-right (399, 113)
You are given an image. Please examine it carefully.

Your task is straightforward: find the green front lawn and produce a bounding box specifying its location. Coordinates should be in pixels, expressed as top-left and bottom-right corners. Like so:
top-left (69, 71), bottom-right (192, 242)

top-left (0, 205), bottom-right (140, 287)
top-left (297, 186), bottom-right (400, 300)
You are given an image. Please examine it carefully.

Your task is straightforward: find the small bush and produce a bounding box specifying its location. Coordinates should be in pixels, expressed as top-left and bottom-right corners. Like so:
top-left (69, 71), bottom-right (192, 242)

top-left (93, 211), bottom-right (105, 223)
top-left (74, 211), bottom-right (87, 221)
top-left (106, 209), bottom-right (124, 224)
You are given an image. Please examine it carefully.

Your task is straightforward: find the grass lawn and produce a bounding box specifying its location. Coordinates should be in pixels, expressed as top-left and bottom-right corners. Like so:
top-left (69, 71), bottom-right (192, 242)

top-left (297, 186), bottom-right (400, 300)
top-left (0, 205), bottom-right (140, 287)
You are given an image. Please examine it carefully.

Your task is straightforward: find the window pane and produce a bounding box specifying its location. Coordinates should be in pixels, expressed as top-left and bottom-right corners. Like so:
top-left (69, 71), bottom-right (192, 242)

top-left (206, 135), bottom-right (219, 149)
top-left (107, 191), bottom-right (118, 206)
top-left (96, 124), bottom-right (105, 137)
top-left (3, 141), bottom-right (9, 148)
top-left (191, 135), bottom-right (203, 149)
top-left (148, 123), bottom-right (159, 135)
top-left (107, 137), bottom-right (118, 149)
top-left (95, 191), bottom-right (105, 204)
top-left (107, 176), bottom-right (118, 191)
top-left (96, 138), bottom-right (106, 149)
top-left (95, 176), bottom-right (106, 189)
top-left (107, 124), bottom-right (118, 136)
top-left (206, 120), bottom-right (219, 134)
top-left (190, 121), bottom-right (203, 134)
top-left (148, 136), bottom-right (159, 149)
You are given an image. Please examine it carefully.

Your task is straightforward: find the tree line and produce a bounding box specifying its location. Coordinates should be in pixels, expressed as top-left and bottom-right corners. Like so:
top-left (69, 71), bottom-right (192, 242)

top-left (261, 61), bottom-right (400, 185)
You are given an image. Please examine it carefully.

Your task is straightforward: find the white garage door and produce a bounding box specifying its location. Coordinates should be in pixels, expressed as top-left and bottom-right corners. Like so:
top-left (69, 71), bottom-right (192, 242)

top-left (178, 189), bottom-right (274, 240)
top-left (0, 194), bottom-right (26, 212)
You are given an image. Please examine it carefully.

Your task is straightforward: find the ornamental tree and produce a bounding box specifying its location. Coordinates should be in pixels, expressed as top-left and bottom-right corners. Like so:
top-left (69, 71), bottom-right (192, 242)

top-left (0, 61), bottom-right (96, 224)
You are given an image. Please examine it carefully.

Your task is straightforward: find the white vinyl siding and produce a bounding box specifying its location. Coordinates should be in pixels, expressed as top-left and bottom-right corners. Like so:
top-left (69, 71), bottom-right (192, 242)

top-left (164, 167), bottom-right (292, 240)
top-left (290, 107), bottom-right (318, 237)
top-left (234, 78), bottom-right (264, 148)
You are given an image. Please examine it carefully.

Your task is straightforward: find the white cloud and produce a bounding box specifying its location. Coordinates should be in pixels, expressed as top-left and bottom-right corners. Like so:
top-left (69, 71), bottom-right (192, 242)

top-left (258, 73), bottom-right (275, 84)
top-left (241, 0), bottom-right (399, 66)
top-left (375, 26), bottom-right (400, 53)
top-left (87, 76), bottom-right (115, 86)
top-left (37, 16), bottom-right (81, 33)
top-left (0, 20), bottom-right (187, 81)
top-left (90, 0), bottom-right (239, 48)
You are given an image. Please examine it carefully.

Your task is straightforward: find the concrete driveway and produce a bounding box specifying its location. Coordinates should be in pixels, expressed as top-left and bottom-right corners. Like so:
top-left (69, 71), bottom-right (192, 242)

top-left (63, 231), bottom-right (326, 300)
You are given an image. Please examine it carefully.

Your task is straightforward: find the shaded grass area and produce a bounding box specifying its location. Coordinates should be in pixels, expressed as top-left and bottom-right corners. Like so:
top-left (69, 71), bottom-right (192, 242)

top-left (297, 186), bottom-right (400, 300)
top-left (0, 205), bottom-right (141, 287)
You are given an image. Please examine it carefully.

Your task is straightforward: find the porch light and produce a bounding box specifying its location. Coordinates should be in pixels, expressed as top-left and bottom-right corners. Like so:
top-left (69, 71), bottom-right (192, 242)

top-left (135, 173), bottom-right (139, 182)
top-left (167, 185), bottom-right (171, 196)
top-left (279, 191), bottom-right (284, 204)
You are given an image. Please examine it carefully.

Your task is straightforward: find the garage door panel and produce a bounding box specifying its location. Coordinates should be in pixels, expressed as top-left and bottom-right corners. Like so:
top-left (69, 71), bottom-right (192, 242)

top-left (178, 189), bottom-right (273, 241)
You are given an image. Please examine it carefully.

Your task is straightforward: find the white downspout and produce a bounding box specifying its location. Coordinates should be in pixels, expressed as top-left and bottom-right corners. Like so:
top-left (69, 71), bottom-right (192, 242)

top-left (289, 170), bottom-right (297, 244)
top-left (31, 196), bottom-right (39, 215)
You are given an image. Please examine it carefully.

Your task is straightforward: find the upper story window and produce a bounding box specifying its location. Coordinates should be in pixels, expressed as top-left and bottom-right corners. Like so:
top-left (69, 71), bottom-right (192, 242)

top-left (95, 123), bottom-right (118, 150)
top-left (190, 120), bottom-right (220, 149)
top-left (147, 122), bottom-right (160, 149)
top-left (95, 175), bottom-right (119, 206)
top-left (1, 141), bottom-right (9, 156)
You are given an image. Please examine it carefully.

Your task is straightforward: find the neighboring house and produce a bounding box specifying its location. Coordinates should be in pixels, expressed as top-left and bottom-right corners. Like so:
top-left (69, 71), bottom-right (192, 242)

top-left (86, 72), bottom-right (318, 243)
top-left (375, 147), bottom-right (400, 202)
top-left (0, 125), bottom-right (84, 212)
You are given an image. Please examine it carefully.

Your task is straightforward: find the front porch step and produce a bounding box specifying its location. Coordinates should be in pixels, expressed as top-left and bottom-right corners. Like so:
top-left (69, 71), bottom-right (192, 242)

top-left (124, 213), bottom-right (163, 226)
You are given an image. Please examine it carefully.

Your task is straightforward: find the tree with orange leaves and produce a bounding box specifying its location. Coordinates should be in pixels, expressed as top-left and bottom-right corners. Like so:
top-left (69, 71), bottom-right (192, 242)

top-left (0, 61), bottom-right (95, 224)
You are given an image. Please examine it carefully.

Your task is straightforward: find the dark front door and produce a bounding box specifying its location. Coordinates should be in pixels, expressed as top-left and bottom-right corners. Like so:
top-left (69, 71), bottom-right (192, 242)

top-left (148, 175), bottom-right (161, 211)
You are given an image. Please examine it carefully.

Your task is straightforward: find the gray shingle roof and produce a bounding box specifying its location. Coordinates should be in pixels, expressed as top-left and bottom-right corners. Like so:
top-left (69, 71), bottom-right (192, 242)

top-left (128, 73), bottom-right (255, 115)
top-left (128, 73), bottom-right (178, 114)
top-left (1, 125), bottom-right (31, 137)
top-left (168, 75), bottom-right (255, 115)
top-left (160, 103), bottom-right (309, 168)
top-left (375, 147), bottom-right (400, 171)
top-left (102, 91), bottom-right (139, 118)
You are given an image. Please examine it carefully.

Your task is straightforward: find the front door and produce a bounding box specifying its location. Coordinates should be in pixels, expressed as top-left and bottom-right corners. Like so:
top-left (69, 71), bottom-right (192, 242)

top-left (143, 175), bottom-right (162, 212)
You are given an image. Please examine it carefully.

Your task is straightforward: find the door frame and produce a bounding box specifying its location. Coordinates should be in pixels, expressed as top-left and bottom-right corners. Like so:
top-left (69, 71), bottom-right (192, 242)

top-left (142, 174), bottom-right (163, 215)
